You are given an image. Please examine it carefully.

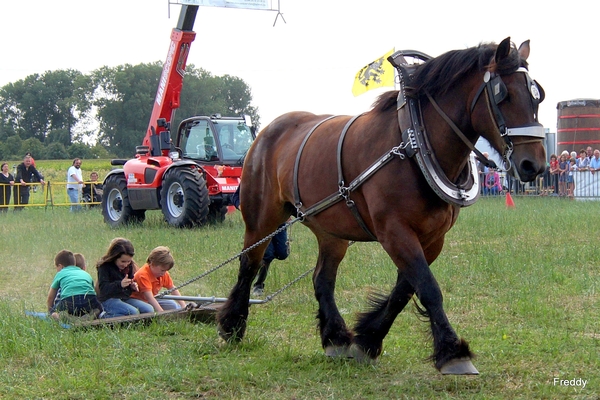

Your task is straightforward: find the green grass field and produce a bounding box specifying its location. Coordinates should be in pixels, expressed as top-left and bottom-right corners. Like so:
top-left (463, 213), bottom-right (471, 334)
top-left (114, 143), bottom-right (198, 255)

top-left (0, 172), bottom-right (598, 399)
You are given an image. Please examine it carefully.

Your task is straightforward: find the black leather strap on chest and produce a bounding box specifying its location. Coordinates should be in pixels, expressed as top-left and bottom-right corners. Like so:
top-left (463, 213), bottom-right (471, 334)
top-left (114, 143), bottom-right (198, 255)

top-left (292, 115), bottom-right (338, 209)
top-left (292, 115), bottom-right (380, 240)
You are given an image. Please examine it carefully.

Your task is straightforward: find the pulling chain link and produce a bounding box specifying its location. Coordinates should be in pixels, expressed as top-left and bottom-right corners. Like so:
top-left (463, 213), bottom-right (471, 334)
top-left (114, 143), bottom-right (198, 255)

top-left (155, 217), bottom-right (302, 299)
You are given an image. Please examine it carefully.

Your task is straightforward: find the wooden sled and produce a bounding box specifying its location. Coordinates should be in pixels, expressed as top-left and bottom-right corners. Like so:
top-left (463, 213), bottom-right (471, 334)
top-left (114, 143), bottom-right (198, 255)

top-left (74, 302), bottom-right (223, 328)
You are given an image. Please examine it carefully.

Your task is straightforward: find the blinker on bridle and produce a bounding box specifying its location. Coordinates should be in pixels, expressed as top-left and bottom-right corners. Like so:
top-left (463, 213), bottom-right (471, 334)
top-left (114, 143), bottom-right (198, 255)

top-left (468, 66), bottom-right (545, 172)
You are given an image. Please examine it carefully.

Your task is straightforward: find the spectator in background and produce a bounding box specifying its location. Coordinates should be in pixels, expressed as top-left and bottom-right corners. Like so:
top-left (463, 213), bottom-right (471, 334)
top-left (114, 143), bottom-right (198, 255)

top-left (477, 152), bottom-right (489, 195)
top-left (586, 146), bottom-right (593, 160)
top-left (0, 162), bottom-right (15, 213)
top-left (570, 151), bottom-right (577, 161)
top-left (14, 155), bottom-right (44, 211)
top-left (25, 152), bottom-right (36, 168)
top-left (82, 171), bottom-right (103, 206)
top-left (567, 158), bottom-right (576, 198)
top-left (67, 158), bottom-right (84, 212)
top-left (576, 149), bottom-right (589, 171)
top-left (549, 154), bottom-right (559, 195)
top-left (558, 151), bottom-right (569, 196)
top-left (589, 149), bottom-right (600, 174)
top-left (538, 158), bottom-right (551, 196)
top-left (477, 152), bottom-right (498, 195)
top-left (485, 167), bottom-right (503, 195)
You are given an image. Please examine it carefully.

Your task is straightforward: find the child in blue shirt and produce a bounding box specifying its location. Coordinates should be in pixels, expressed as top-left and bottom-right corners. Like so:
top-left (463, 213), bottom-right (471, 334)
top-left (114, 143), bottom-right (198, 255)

top-left (47, 250), bottom-right (102, 320)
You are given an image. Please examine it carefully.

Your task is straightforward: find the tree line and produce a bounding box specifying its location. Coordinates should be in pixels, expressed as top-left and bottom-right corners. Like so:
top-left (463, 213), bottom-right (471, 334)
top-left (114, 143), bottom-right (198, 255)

top-left (0, 62), bottom-right (259, 160)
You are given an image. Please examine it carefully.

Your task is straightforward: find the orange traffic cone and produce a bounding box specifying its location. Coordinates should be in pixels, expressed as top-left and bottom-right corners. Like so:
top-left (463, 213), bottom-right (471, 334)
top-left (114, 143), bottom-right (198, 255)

top-left (505, 192), bottom-right (515, 208)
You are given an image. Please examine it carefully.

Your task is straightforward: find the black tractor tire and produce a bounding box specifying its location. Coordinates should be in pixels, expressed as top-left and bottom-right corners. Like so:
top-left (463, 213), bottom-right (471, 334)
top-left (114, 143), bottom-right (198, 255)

top-left (160, 167), bottom-right (209, 228)
top-left (208, 204), bottom-right (228, 224)
top-left (102, 174), bottom-right (146, 227)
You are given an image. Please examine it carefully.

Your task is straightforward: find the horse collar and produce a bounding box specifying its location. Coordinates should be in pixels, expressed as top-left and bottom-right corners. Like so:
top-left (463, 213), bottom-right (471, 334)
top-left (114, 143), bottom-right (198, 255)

top-left (399, 96), bottom-right (480, 207)
top-left (395, 87), bottom-right (479, 207)
top-left (389, 50), bottom-right (480, 207)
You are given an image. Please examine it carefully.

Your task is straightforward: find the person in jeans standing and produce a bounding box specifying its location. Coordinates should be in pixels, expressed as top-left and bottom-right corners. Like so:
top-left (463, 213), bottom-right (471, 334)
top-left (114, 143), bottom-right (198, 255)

top-left (14, 154), bottom-right (44, 211)
top-left (231, 185), bottom-right (290, 296)
top-left (67, 158), bottom-right (84, 212)
top-left (0, 162), bottom-right (15, 212)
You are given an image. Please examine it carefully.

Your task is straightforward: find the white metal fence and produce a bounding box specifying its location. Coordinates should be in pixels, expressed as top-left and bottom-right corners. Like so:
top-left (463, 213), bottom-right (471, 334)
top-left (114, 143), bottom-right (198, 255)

top-left (479, 169), bottom-right (600, 199)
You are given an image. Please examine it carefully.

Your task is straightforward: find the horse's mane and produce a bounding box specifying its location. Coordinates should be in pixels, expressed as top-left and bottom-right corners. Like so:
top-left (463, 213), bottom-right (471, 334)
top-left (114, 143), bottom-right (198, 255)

top-left (412, 41), bottom-right (526, 98)
top-left (371, 41), bottom-right (525, 114)
top-left (371, 91), bottom-right (398, 114)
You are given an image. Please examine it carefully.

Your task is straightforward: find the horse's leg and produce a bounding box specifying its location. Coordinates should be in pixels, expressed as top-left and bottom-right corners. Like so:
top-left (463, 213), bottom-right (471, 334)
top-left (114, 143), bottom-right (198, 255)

top-left (351, 272), bottom-right (415, 362)
top-left (411, 257), bottom-right (477, 374)
top-left (313, 235), bottom-right (354, 356)
top-left (396, 237), bottom-right (479, 375)
top-left (217, 241), bottom-right (269, 342)
top-left (376, 235), bottom-right (478, 374)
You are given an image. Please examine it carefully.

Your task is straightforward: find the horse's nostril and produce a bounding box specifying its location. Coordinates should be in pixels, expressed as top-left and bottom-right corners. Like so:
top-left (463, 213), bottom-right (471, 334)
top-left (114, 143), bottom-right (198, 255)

top-left (518, 159), bottom-right (545, 182)
top-left (521, 160), bottom-right (535, 173)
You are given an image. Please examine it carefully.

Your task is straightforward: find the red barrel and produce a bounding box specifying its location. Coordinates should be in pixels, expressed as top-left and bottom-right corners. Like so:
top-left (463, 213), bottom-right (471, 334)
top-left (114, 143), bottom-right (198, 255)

top-left (557, 99), bottom-right (600, 155)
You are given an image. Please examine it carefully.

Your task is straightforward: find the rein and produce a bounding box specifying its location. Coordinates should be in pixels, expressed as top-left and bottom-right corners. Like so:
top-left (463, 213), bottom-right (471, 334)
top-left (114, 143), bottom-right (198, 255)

top-left (424, 90), bottom-right (492, 168)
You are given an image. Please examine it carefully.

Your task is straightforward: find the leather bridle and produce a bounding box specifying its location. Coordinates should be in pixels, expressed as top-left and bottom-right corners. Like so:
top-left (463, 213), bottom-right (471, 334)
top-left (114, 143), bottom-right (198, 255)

top-left (469, 67), bottom-right (545, 174)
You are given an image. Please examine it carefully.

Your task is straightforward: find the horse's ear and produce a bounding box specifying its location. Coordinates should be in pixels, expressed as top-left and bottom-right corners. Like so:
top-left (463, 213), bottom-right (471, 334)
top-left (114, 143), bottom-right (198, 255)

top-left (518, 40), bottom-right (531, 61)
top-left (494, 37), bottom-right (512, 64)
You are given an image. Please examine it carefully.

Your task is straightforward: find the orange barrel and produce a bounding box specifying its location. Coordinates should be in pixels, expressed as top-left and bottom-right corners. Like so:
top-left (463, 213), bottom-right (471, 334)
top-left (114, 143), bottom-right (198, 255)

top-left (557, 99), bottom-right (600, 155)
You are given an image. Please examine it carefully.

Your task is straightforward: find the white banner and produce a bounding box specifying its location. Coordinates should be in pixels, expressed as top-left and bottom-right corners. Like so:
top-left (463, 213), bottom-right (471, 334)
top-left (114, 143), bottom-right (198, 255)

top-left (179, 0), bottom-right (271, 9)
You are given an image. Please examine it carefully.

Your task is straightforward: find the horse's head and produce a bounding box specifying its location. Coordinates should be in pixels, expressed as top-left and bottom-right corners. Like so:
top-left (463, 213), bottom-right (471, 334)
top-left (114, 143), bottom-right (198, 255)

top-left (471, 37), bottom-right (546, 182)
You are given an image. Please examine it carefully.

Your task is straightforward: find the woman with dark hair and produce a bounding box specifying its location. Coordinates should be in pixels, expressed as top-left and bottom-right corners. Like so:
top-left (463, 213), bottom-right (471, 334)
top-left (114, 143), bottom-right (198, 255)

top-left (96, 238), bottom-right (153, 317)
top-left (0, 163), bottom-right (14, 212)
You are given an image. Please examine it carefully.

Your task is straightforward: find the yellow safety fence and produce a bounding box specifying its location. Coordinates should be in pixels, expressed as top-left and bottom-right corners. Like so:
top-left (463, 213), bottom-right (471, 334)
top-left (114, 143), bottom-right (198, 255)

top-left (0, 181), bottom-right (103, 210)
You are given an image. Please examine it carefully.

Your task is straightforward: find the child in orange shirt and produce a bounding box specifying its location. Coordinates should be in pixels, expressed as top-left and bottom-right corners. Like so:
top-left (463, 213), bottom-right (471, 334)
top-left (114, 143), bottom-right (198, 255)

top-left (131, 246), bottom-right (186, 311)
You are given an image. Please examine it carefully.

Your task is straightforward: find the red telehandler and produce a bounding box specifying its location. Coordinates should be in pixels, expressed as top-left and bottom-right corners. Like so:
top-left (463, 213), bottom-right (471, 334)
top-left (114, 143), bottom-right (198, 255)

top-left (102, 4), bottom-right (255, 228)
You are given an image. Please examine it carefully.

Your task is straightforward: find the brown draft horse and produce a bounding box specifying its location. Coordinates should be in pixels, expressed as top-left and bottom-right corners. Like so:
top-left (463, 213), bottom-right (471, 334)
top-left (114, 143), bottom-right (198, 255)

top-left (217, 37), bottom-right (546, 374)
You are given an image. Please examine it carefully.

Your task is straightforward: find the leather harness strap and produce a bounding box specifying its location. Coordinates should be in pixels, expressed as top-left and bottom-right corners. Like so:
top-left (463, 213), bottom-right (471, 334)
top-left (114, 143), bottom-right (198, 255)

top-left (292, 114), bottom-right (394, 241)
top-left (336, 114), bottom-right (378, 240)
top-left (336, 114), bottom-right (363, 187)
top-left (292, 115), bottom-right (338, 209)
top-left (425, 90), bottom-right (492, 168)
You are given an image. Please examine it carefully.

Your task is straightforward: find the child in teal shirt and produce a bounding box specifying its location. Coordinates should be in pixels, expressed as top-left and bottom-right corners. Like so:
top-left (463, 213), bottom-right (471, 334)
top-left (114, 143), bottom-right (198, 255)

top-left (47, 250), bottom-right (103, 320)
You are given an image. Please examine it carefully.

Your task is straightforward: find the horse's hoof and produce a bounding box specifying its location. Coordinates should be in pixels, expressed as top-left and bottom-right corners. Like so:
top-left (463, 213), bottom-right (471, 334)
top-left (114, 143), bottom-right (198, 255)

top-left (217, 324), bottom-right (241, 343)
top-left (217, 324), bottom-right (231, 341)
top-left (439, 357), bottom-right (479, 375)
top-left (347, 344), bottom-right (377, 365)
top-left (324, 345), bottom-right (349, 358)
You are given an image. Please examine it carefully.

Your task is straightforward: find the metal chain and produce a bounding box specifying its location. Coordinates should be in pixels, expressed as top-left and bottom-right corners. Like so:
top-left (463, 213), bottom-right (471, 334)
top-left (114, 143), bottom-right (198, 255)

top-left (261, 266), bottom-right (315, 303)
top-left (155, 216), bottom-right (302, 298)
top-left (258, 240), bottom-right (357, 303)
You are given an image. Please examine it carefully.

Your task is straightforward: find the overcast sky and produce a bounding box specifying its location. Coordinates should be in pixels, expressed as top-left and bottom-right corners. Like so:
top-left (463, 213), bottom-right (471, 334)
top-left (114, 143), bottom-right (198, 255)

top-left (1, 0), bottom-right (598, 134)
